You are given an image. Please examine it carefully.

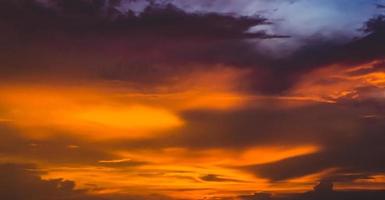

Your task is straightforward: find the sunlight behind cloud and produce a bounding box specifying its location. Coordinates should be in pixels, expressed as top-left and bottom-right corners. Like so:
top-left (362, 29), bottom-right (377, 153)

top-left (0, 85), bottom-right (183, 139)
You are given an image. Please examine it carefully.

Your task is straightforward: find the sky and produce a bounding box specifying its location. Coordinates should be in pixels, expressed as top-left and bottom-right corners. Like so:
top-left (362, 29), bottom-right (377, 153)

top-left (0, 0), bottom-right (385, 200)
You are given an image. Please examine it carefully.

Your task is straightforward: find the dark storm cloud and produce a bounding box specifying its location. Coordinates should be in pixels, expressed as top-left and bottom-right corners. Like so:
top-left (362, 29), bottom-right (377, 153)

top-left (248, 14), bottom-right (385, 93)
top-left (1, 1), bottom-right (385, 94)
top-left (0, 0), bottom-right (286, 90)
top-left (342, 15), bottom-right (385, 63)
top-left (0, 163), bottom-right (104, 200)
top-left (0, 0), bottom-right (274, 38)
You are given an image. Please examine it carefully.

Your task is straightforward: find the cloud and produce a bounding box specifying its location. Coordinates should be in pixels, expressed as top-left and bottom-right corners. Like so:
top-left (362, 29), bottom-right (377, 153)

top-left (126, 102), bottom-right (364, 149)
top-left (235, 180), bottom-right (385, 200)
top-left (200, 174), bottom-right (244, 183)
top-left (0, 124), bottom-right (116, 165)
top-left (377, 4), bottom-right (385, 9)
top-left (1, 1), bottom-right (384, 95)
top-left (0, 162), bottom-right (179, 200)
top-left (313, 180), bottom-right (333, 193)
top-left (0, 0), bottom-right (286, 92)
top-left (241, 117), bottom-right (385, 181)
top-left (0, 163), bottom-right (104, 200)
top-left (112, 85), bottom-right (385, 183)
top-left (0, 1), bottom-right (384, 198)
top-left (0, 0), bottom-right (275, 39)
top-left (98, 158), bottom-right (148, 168)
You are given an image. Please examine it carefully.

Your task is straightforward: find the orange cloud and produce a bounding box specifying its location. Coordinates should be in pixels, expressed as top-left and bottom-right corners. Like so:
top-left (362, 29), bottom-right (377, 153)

top-left (0, 85), bottom-right (183, 140)
top-left (0, 67), bottom-right (251, 140)
top-left (28, 144), bottom-right (320, 199)
top-left (288, 60), bottom-right (385, 102)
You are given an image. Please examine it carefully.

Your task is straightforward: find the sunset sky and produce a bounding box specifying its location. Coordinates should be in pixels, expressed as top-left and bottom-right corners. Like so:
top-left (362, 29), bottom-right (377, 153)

top-left (1, 0), bottom-right (385, 200)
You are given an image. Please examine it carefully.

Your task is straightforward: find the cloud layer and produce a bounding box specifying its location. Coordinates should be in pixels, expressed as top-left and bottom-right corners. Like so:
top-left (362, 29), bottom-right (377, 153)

top-left (0, 0), bottom-right (385, 199)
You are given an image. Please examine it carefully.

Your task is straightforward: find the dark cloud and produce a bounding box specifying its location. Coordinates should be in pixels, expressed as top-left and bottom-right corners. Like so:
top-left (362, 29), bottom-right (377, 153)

top-left (376, 4), bottom-right (385, 9)
top-left (0, 162), bottom-right (176, 200)
top-left (340, 15), bottom-right (385, 65)
top-left (242, 115), bottom-right (385, 181)
top-left (0, 163), bottom-right (104, 200)
top-left (249, 14), bottom-right (385, 93)
top-left (313, 180), bottom-right (333, 193)
top-left (238, 192), bottom-right (273, 200)
top-left (200, 174), bottom-right (244, 183)
top-left (122, 103), bottom-right (365, 149)
top-left (237, 181), bottom-right (385, 200)
top-left (0, 0), bottom-right (286, 90)
top-left (103, 193), bottom-right (175, 200)
top-left (0, 0), bottom-right (274, 38)
top-left (0, 124), bottom-right (116, 165)
top-left (1, 1), bottom-right (385, 94)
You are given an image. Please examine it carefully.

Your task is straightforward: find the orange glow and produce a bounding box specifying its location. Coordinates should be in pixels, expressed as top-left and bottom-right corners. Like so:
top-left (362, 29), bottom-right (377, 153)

top-left (0, 67), bottom-right (251, 139)
top-left (288, 60), bottom-right (385, 102)
top-left (0, 85), bottom-right (183, 139)
top-left (362, 72), bottom-right (385, 86)
top-left (239, 145), bottom-right (319, 165)
top-left (112, 145), bottom-right (319, 167)
top-left (35, 145), bottom-right (320, 199)
top-left (73, 105), bottom-right (183, 137)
